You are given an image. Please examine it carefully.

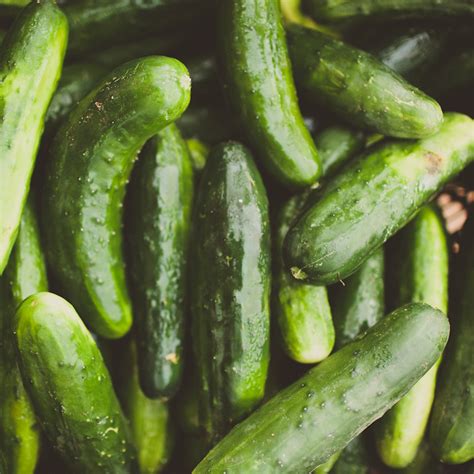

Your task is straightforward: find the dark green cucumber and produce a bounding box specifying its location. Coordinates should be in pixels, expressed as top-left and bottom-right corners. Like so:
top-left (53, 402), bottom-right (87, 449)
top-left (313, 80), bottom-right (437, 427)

top-left (14, 292), bottom-right (135, 473)
top-left (0, 201), bottom-right (46, 474)
top-left (64, 0), bottom-right (213, 57)
top-left (315, 125), bottom-right (366, 179)
top-left (330, 248), bottom-right (384, 350)
top-left (285, 113), bottom-right (474, 285)
top-left (42, 57), bottom-right (191, 339)
top-left (194, 303), bottom-right (450, 473)
top-left (376, 204), bottom-right (448, 468)
top-left (0, 0), bottom-right (67, 274)
top-left (126, 124), bottom-right (193, 398)
top-left (218, 0), bottom-right (322, 188)
top-left (275, 193), bottom-right (335, 363)
top-left (430, 219), bottom-right (474, 464)
top-left (303, 0), bottom-right (474, 22)
top-left (287, 25), bottom-right (442, 138)
top-left (331, 436), bottom-right (371, 474)
top-left (191, 141), bottom-right (271, 442)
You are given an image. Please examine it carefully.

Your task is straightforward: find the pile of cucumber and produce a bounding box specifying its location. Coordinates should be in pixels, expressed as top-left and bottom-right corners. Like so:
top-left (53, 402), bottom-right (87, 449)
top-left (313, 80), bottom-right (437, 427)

top-left (0, 1), bottom-right (473, 473)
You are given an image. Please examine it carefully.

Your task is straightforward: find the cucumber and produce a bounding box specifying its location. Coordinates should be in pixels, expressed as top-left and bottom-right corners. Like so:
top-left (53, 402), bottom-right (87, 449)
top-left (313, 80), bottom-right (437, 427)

top-left (126, 124), bottom-right (193, 398)
top-left (187, 138), bottom-right (210, 173)
top-left (330, 248), bottom-right (384, 350)
top-left (315, 126), bottom-right (366, 178)
top-left (430, 219), bottom-right (474, 464)
top-left (0, 0), bottom-right (67, 274)
top-left (191, 141), bottom-right (271, 442)
top-left (14, 292), bottom-right (135, 473)
top-left (313, 452), bottom-right (341, 473)
top-left (0, 201), bottom-right (46, 474)
top-left (331, 436), bottom-right (371, 474)
top-left (284, 112), bottom-right (474, 285)
top-left (42, 56), bottom-right (191, 339)
top-left (193, 303), bottom-right (450, 473)
top-left (218, 0), bottom-right (322, 188)
top-left (274, 193), bottom-right (335, 363)
top-left (399, 440), bottom-right (444, 474)
top-left (287, 25), bottom-right (442, 138)
top-left (303, 0), bottom-right (474, 22)
top-left (375, 205), bottom-right (448, 468)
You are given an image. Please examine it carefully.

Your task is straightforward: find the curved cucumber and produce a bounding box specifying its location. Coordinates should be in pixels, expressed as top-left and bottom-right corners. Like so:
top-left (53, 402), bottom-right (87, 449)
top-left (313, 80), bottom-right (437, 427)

top-left (42, 56), bottom-right (191, 339)
top-left (0, 0), bottom-right (67, 274)
top-left (0, 201), bottom-right (46, 474)
top-left (303, 0), bottom-right (474, 22)
top-left (126, 124), bottom-right (193, 398)
top-left (275, 193), bottom-right (335, 363)
top-left (218, 0), bottom-right (322, 188)
top-left (191, 142), bottom-right (271, 442)
top-left (376, 205), bottom-right (448, 468)
top-left (194, 303), bottom-right (450, 473)
top-left (287, 25), bottom-right (442, 138)
top-left (14, 292), bottom-right (135, 473)
top-left (285, 113), bottom-right (474, 285)
top-left (430, 219), bottom-right (474, 464)
top-left (331, 248), bottom-right (384, 350)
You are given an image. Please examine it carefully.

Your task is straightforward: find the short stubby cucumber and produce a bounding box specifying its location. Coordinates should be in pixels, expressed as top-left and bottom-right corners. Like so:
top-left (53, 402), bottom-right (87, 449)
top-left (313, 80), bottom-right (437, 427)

top-left (274, 193), bottom-right (334, 363)
top-left (285, 113), bottom-right (474, 285)
top-left (430, 218), bottom-right (474, 464)
top-left (194, 303), bottom-right (449, 473)
top-left (42, 56), bottom-right (191, 339)
top-left (126, 124), bottom-right (194, 398)
top-left (14, 292), bottom-right (135, 473)
top-left (376, 205), bottom-right (448, 468)
top-left (0, 201), bottom-right (46, 474)
top-left (191, 142), bottom-right (271, 442)
top-left (218, 0), bottom-right (322, 188)
top-left (331, 248), bottom-right (385, 350)
top-left (0, 0), bottom-right (68, 274)
top-left (287, 25), bottom-right (443, 138)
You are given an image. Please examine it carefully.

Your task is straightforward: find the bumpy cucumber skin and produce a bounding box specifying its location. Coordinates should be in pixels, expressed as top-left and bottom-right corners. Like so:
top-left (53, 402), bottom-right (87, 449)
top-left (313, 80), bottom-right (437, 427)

top-left (14, 293), bottom-right (135, 473)
top-left (303, 0), bottom-right (474, 22)
top-left (331, 248), bottom-right (384, 350)
top-left (275, 194), bottom-right (334, 363)
top-left (430, 221), bottom-right (474, 464)
top-left (43, 57), bottom-right (191, 339)
top-left (218, 0), bottom-right (322, 188)
top-left (194, 303), bottom-right (449, 473)
top-left (288, 25), bottom-right (442, 139)
top-left (191, 142), bottom-right (271, 442)
top-left (285, 113), bottom-right (474, 285)
top-left (0, 202), bottom-right (46, 474)
top-left (126, 124), bottom-right (193, 398)
top-left (375, 205), bottom-right (448, 468)
top-left (0, 0), bottom-right (68, 274)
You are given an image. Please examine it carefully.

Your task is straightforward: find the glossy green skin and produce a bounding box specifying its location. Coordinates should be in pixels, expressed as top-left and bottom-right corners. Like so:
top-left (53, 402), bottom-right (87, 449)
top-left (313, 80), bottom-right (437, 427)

top-left (331, 248), bottom-right (384, 350)
top-left (14, 293), bottom-right (135, 473)
top-left (191, 142), bottom-right (271, 442)
top-left (285, 113), bottom-right (474, 285)
top-left (64, 0), bottom-right (212, 56)
top-left (43, 57), bottom-right (191, 339)
top-left (315, 126), bottom-right (365, 178)
top-left (0, 0), bottom-right (67, 274)
top-left (0, 202), bottom-right (46, 474)
top-left (376, 205), bottom-right (448, 468)
top-left (275, 194), bottom-right (335, 364)
top-left (126, 124), bottom-right (193, 398)
top-left (288, 25), bottom-right (442, 139)
top-left (332, 437), bottom-right (371, 474)
top-left (194, 303), bottom-right (450, 473)
top-left (218, 0), bottom-right (321, 188)
top-left (430, 221), bottom-right (474, 464)
top-left (303, 0), bottom-right (474, 22)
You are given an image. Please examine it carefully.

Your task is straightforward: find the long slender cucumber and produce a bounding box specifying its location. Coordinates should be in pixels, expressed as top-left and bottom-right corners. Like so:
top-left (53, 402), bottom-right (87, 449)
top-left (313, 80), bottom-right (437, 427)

top-left (285, 113), bottom-right (474, 285)
top-left (194, 303), bottom-right (449, 473)
top-left (218, 0), bottom-right (322, 188)
top-left (42, 57), bottom-right (191, 339)
top-left (0, 0), bottom-right (67, 274)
